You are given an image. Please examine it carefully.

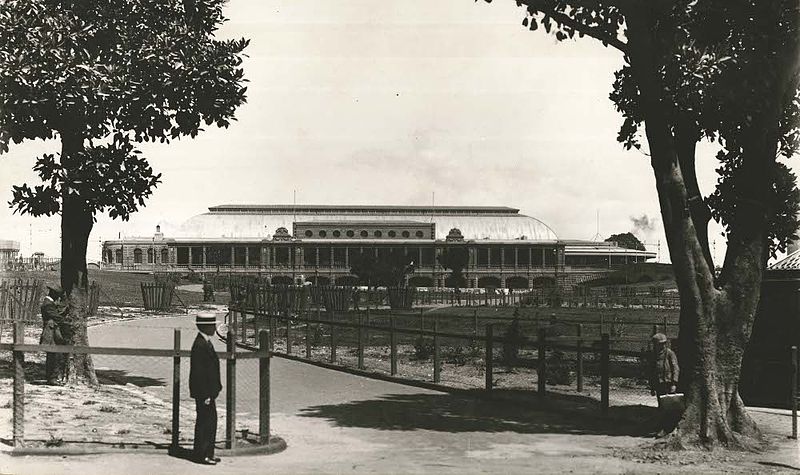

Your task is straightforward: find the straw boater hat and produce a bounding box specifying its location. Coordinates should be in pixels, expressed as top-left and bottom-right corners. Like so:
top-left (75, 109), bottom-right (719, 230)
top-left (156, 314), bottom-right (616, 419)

top-left (651, 333), bottom-right (668, 344)
top-left (195, 312), bottom-right (218, 326)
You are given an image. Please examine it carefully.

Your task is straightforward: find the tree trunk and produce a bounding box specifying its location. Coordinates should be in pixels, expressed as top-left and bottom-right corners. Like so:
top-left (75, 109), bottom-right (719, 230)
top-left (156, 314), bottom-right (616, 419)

top-left (624, 6), bottom-right (765, 448)
top-left (59, 130), bottom-right (98, 386)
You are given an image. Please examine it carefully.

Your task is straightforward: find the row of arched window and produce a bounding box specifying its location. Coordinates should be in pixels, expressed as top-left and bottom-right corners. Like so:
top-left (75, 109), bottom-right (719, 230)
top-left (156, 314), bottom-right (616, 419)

top-left (302, 229), bottom-right (427, 239)
top-left (106, 248), bottom-right (169, 264)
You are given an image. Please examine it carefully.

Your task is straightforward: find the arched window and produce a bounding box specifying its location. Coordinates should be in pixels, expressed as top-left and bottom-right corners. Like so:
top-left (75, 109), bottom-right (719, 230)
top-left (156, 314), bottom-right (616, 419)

top-left (147, 248), bottom-right (154, 263)
top-left (105, 250), bottom-right (113, 263)
top-left (133, 248), bottom-right (143, 264)
top-left (161, 248), bottom-right (169, 264)
top-left (115, 249), bottom-right (122, 263)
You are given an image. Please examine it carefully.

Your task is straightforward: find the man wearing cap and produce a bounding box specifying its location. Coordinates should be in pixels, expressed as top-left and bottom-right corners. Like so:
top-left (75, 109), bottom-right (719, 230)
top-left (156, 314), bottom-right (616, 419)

top-left (649, 332), bottom-right (679, 399)
top-left (190, 312), bottom-right (222, 465)
top-left (40, 286), bottom-right (66, 384)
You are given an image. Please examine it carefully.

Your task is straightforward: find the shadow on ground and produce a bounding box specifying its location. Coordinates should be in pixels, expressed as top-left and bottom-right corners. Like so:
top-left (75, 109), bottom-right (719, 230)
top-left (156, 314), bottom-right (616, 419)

top-left (0, 358), bottom-right (165, 387)
top-left (299, 389), bottom-right (659, 437)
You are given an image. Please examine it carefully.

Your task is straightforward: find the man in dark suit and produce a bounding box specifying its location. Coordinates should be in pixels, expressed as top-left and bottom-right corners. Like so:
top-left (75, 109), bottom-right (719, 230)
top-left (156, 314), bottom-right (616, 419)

top-left (40, 286), bottom-right (66, 384)
top-left (190, 312), bottom-right (222, 465)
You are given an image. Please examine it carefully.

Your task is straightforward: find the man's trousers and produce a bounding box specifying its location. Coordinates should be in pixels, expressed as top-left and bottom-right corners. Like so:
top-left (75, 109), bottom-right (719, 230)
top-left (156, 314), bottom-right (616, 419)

top-left (193, 398), bottom-right (217, 460)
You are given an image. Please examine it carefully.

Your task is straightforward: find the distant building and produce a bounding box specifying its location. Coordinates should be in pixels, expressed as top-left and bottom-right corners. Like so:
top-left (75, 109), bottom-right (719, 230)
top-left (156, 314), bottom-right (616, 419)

top-left (0, 240), bottom-right (20, 270)
top-left (101, 204), bottom-right (655, 289)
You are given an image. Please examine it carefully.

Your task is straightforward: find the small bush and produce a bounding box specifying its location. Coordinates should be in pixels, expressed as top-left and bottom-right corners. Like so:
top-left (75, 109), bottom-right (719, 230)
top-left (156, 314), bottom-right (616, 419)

top-left (442, 345), bottom-right (467, 365)
top-left (413, 336), bottom-right (434, 360)
top-left (545, 350), bottom-right (573, 385)
top-left (116, 428), bottom-right (131, 435)
top-left (98, 405), bottom-right (119, 413)
top-left (83, 400), bottom-right (98, 405)
top-left (502, 317), bottom-right (525, 366)
top-left (609, 316), bottom-right (627, 339)
top-left (45, 436), bottom-right (64, 447)
top-left (310, 325), bottom-right (324, 348)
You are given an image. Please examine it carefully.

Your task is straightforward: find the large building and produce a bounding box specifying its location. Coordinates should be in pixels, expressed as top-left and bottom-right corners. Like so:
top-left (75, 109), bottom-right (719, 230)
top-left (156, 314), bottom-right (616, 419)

top-left (101, 204), bottom-right (655, 289)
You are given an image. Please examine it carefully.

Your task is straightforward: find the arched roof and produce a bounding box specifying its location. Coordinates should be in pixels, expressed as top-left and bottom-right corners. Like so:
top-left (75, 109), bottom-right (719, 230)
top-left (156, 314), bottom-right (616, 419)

top-left (175, 205), bottom-right (558, 241)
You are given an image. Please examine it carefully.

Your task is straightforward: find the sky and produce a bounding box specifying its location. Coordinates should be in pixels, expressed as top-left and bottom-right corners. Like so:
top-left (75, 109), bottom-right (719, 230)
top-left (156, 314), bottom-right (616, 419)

top-left (0, 0), bottom-right (742, 264)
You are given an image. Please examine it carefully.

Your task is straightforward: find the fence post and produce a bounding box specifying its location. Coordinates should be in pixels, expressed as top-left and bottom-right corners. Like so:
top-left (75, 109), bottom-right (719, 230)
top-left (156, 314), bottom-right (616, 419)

top-left (576, 323), bottom-right (584, 392)
top-left (12, 319), bottom-right (24, 447)
top-left (268, 314), bottom-right (275, 352)
top-left (537, 328), bottom-right (546, 397)
top-left (171, 329), bottom-right (181, 453)
top-left (259, 330), bottom-right (271, 444)
top-left (601, 333), bottom-right (610, 415)
top-left (330, 310), bottom-right (337, 364)
top-left (240, 308), bottom-right (246, 345)
top-left (357, 313), bottom-right (365, 370)
top-left (662, 315), bottom-right (668, 335)
top-left (433, 315), bottom-right (441, 383)
top-left (285, 311), bottom-right (292, 355)
top-left (473, 309), bottom-right (478, 336)
top-left (485, 324), bottom-right (493, 393)
top-left (791, 345), bottom-right (797, 439)
top-left (390, 313), bottom-right (397, 376)
top-left (599, 314), bottom-right (605, 335)
top-left (226, 328), bottom-right (237, 450)
top-left (420, 308), bottom-right (424, 332)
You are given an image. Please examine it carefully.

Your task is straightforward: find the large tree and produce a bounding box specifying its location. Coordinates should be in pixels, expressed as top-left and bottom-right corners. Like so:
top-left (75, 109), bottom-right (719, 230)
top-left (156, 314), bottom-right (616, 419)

top-left (0, 0), bottom-right (248, 384)
top-left (437, 246), bottom-right (470, 289)
top-left (605, 232), bottom-right (646, 251)
top-left (484, 0), bottom-right (800, 448)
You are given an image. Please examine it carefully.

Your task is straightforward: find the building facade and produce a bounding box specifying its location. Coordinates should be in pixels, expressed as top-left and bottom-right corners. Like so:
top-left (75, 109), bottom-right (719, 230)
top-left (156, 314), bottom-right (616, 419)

top-left (101, 204), bottom-right (655, 289)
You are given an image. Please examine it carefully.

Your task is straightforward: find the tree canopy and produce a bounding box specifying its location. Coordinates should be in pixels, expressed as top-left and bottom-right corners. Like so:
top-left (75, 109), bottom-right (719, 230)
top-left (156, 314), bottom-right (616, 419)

top-left (0, 0), bottom-right (249, 222)
top-left (350, 250), bottom-right (415, 287)
top-left (437, 247), bottom-right (470, 288)
top-left (0, 0), bottom-right (249, 384)
top-left (605, 232), bottom-right (645, 251)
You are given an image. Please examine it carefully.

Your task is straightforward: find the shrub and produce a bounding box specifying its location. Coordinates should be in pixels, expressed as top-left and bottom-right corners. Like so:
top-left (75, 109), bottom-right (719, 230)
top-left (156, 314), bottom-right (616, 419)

top-left (413, 336), bottom-right (434, 360)
top-left (545, 349), bottom-right (573, 385)
top-left (502, 317), bottom-right (525, 366)
top-left (310, 324), bottom-right (324, 348)
top-left (609, 316), bottom-right (627, 339)
top-left (443, 345), bottom-right (467, 365)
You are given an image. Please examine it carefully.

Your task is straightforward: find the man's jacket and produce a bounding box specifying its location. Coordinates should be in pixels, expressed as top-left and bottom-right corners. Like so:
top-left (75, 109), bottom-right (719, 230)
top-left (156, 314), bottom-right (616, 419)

top-left (189, 333), bottom-right (222, 400)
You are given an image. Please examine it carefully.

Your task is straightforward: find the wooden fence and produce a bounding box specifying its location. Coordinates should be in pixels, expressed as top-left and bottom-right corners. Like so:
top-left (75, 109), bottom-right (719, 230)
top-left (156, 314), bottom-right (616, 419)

top-left (228, 303), bottom-right (658, 414)
top-left (0, 279), bottom-right (43, 322)
top-left (2, 320), bottom-right (273, 451)
top-left (140, 282), bottom-right (175, 311)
